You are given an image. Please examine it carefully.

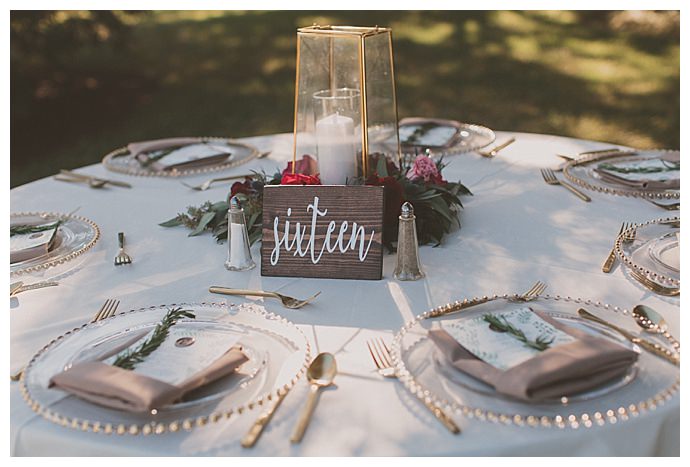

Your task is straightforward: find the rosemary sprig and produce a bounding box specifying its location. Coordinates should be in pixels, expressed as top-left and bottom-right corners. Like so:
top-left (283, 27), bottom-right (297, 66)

top-left (112, 307), bottom-right (196, 370)
top-left (10, 221), bottom-right (61, 237)
top-left (598, 161), bottom-right (680, 174)
top-left (482, 313), bottom-right (554, 351)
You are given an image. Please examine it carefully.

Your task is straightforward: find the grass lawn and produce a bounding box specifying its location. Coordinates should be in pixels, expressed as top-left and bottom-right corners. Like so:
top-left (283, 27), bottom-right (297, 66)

top-left (10, 10), bottom-right (679, 187)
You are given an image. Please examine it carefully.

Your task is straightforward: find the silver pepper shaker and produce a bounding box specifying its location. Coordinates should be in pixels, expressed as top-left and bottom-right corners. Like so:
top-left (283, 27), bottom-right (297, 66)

top-left (225, 196), bottom-right (256, 271)
top-left (393, 202), bottom-right (425, 281)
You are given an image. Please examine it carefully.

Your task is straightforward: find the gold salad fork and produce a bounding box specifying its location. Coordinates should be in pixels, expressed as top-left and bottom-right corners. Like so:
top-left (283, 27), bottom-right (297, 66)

top-left (181, 173), bottom-right (255, 191)
top-left (209, 287), bottom-right (321, 309)
top-left (114, 232), bottom-right (133, 266)
top-left (477, 137), bottom-right (516, 158)
top-left (11, 299), bottom-right (120, 381)
top-left (366, 338), bottom-right (461, 434)
top-left (540, 168), bottom-right (591, 202)
top-left (432, 281), bottom-right (547, 318)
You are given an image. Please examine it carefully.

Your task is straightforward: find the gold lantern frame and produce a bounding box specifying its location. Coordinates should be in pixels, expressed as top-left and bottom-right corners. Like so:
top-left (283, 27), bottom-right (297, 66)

top-left (292, 25), bottom-right (402, 176)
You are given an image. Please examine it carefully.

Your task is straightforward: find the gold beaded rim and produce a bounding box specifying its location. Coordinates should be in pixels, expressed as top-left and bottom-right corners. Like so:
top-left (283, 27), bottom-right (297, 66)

top-left (614, 216), bottom-right (680, 288)
top-left (10, 211), bottom-right (101, 277)
top-left (101, 137), bottom-right (261, 177)
top-left (19, 302), bottom-right (311, 436)
top-left (391, 293), bottom-right (680, 430)
top-left (562, 149), bottom-right (680, 200)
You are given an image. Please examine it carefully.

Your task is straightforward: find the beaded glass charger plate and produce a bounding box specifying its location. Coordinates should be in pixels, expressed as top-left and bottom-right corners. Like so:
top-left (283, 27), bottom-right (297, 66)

top-left (101, 137), bottom-right (261, 177)
top-left (20, 302), bottom-right (310, 435)
top-left (378, 118), bottom-right (495, 159)
top-left (616, 217), bottom-right (680, 291)
top-left (10, 212), bottom-right (100, 277)
top-left (391, 294), bottom-right (679, 429)
top-left (563, 149), bottom-right (680, 199)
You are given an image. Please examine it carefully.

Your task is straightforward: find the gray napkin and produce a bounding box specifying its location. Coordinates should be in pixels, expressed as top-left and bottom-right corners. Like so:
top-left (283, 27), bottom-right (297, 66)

top-left (429, 310), bottom-right (639, 402)
top-left (9, 223), bottom-right (59, 264)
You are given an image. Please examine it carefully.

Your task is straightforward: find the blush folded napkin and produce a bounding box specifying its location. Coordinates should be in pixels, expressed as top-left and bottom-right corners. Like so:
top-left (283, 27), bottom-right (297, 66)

top-left (428, 310), bottom-right (639, 402)
top-left (9, 223), bottom-right (59, 264)
top-left (128, 137), bottom-right (231, 171)
top-left (593, 151), bottom-right (680, 190)
top-left (49, 347), bottom-right (248, 412)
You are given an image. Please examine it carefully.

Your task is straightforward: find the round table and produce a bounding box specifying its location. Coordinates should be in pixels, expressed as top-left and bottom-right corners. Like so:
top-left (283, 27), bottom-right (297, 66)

top-left (10, 131), bottom-right (680, 456)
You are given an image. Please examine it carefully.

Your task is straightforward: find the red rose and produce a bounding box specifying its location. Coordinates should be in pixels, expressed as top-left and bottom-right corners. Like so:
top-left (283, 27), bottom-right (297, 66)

top-left (365, 175), bottom-right (405, 243)
top-left (282, 154), bottom-right (319, 176)
top-left (281, 173), bottom-right (322, 185)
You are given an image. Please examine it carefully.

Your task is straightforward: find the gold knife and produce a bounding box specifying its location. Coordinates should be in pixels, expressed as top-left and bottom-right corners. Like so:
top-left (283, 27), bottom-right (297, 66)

top-left (577, 308), bottom-right (679, 365)
top-left (59, 169), bottom-right (132, 188)
top-left (241, 390), bottom-right (289, 448)
top-left (10, 282), bottom-right (24, 297)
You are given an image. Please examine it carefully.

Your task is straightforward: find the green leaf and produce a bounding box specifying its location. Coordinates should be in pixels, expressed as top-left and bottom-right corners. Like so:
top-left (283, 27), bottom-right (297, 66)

top-left (159, 217), bottom-right (184, 228)
top-left (376, 155), bottom-right (389, 177)
top-left (189, 211), bottom-right (215, 236)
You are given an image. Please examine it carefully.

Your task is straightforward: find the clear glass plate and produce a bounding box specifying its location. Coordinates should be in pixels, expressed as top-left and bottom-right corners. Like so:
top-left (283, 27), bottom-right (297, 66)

top-left (617, 217), bottom-right (680, 289)
top-left (102, 137), bottom-right (261, 177)
top-left (21, 302), bottom-right (310, 435)
top-left (10, 212), bottom-right (100, 277)
top-left (563, 149), bottom-right (680, 199)
top-left (392, 295), bottom-right (679, 429)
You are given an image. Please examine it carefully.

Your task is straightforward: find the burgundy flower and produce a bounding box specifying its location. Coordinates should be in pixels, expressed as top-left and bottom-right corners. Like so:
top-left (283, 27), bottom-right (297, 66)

top-left (281, 173), bottom-right (322, 185)
top-left (365, 175), bottom-right (405, 242)
top-left (282, 154), bottom-right (319, 176)
top-left (230, 178), bottom-right (254, 197)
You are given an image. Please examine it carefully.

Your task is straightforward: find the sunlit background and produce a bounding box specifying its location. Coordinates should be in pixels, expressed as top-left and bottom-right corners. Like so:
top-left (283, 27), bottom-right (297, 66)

top-left (10, 10), bottom-right (679, 187)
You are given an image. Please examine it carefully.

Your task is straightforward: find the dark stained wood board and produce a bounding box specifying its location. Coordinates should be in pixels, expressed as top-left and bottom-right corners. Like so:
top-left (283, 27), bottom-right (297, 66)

top-left (261, 185), bottom-right (384, 280)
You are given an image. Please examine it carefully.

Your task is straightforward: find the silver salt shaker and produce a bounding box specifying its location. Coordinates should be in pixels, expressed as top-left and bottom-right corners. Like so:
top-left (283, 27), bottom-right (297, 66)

top-left (225, 196), bottom-right (255, 271)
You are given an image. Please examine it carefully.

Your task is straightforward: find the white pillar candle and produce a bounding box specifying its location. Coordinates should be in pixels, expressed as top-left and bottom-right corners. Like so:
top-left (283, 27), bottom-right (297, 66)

top-left (315, 113), bottom-right (358, 185)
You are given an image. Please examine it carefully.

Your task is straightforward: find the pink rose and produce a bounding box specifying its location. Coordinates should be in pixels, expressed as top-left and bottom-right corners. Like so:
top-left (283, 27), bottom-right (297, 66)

top-left (406, 155), bottom-right (444, 184)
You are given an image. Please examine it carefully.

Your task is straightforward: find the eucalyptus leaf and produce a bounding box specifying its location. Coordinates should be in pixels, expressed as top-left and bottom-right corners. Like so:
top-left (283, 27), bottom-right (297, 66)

top-left (189, 211), bottom-right (215, 236)
top-left (159, 217), bottom-right (184, 227)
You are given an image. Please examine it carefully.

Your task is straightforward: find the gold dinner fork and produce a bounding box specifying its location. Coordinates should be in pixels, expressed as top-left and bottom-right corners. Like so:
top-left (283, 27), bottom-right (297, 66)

top-left (540, 168), bottom-right (591, 202)
top-left (629, 268), bottom-right (680, 297)
top-left (602, 222), bottom-right (632, 273)
top-left (181, 173), bottom-right (255, 191)
top-left (366, 337), bottom-right (460, 434)
top-left (477, 137), bottom-right (516, 158)
top-left (114, 232), bottom-right (133, 266)
top-left (11, 299), bottom-right (120, 381)
top-left (209, 286), bottom-right (321, 309)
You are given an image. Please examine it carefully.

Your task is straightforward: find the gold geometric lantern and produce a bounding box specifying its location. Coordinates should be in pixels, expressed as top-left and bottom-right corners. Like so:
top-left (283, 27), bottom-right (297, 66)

top-left (292, 25), bottom-right (401, 184)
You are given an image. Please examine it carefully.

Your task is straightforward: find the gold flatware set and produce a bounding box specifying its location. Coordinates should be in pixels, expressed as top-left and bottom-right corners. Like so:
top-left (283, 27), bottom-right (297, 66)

top-left (54, 169), bottom-right (132, 189)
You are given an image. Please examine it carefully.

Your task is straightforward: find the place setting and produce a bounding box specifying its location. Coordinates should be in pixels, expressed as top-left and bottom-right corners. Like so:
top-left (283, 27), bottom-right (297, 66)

top-left (18, 300), bottom-right (311, 438)
top-left (390, 282), bottom-right (680, 432)
top-left (10, 210), bottom-right (101, 277)
top-left (558, 148), bottom-right (680, 206)
top-left (101, 136), bottom-right (263, 178)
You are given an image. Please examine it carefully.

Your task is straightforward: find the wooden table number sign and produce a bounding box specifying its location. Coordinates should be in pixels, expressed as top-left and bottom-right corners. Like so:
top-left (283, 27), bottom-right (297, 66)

top-left (261, 185), bottom-right (385, 280)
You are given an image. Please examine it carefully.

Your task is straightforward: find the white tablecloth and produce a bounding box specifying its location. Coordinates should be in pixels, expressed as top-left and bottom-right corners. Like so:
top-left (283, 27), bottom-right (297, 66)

top-left (10, 131), bottom-right (680, 456)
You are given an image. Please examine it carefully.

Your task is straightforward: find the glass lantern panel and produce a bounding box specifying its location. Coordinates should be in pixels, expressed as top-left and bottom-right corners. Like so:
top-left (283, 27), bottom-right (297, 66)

top-left (294, 33), bottom-right (363, 184)
top-left (363, 31), bottom-right (400, 166)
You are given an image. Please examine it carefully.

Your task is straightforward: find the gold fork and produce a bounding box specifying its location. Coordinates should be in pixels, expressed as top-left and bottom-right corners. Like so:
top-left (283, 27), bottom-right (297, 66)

top-left (114, 232), bottom-right (133, 266)
top-left (629, 268), bottom-right (680, 297)
top-left (540, 168), bottom-right (591, 202)
top-left (209, 287), bottom-right (321, 309)
top-left (366, 337), bottom-right (460, 434)
top-left (477, 137), bottom-right (516, 158)
top-left (602, 222), bottom-right (631, 273)
top-left (11, 299), bottom-right (120, 381)
top-left (433, 281), bottom-right (547, 318)
top-left (181, 173), bottom-right (255, 191)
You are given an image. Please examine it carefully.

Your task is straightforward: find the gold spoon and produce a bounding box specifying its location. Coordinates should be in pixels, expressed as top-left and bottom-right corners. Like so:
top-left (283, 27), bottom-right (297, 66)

top-left (632, 304), bottom-right (668, 334)
top-left (477, 137), bottom-right (516, 158)
top-left (290, 353), bottom-right (337, 443)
